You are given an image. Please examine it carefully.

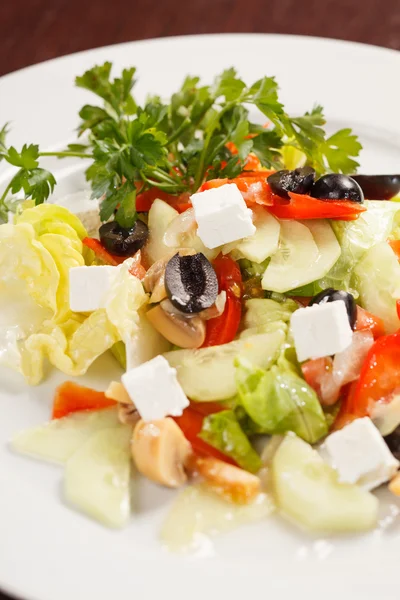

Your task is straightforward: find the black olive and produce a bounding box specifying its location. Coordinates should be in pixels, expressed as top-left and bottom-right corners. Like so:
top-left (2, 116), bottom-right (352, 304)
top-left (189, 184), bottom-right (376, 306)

top-left (165, 253), bottom-right (218, 314)
top-left (267, 167), bottom-right (316, 199)
top-left (384, 427), bottom-right (400, 460)
top-left (309, 288), bottom-right (357, 329)
top-left (350, 175), bottom-right (400, 201)
top-left (311, 174), bottom-right (364, 203)
top-left (99, 220), bottom-right (149, 257)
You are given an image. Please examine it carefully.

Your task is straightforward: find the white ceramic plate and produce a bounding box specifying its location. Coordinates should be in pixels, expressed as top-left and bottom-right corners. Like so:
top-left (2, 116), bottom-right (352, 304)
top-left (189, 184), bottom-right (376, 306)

top-left (1, 34), bottom-right (400, 600)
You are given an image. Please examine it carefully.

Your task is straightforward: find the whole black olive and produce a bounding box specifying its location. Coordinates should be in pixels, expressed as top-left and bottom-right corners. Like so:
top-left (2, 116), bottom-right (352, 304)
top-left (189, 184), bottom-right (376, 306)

top-left (350, 175), bottom-right (400, 201)
top-left (311, 174), bottom-right (364, 203)
top-left (165, 252), bottom-right (218, 314)
top-left (267, 166), bottom-right (316, 199)
top-left (99, 220), bottom-right (149, 257)
top-left (309, 288), bottom-right (357, 329)
top-left (384, 427), bottom-right (400, 460)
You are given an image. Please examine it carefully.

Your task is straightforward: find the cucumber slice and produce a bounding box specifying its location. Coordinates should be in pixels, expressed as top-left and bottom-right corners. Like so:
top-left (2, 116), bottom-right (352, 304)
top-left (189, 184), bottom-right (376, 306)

top-left (262, 219), bottom-right (341, 293)
top-left (272, 434), bottom-right (378, 533)
top-left (355, 242), bottom-right (400, 333)
top-left (11, 408), bottom-right (119, 464)
top-left (125, 307), bottom-right (171, 370)
top-left (145, 199), bottom-right (178, 265)
top-left (64, 426), bottom-right (132, 528)
top-left (164, 330), bottom-right (285, 401)
top-left (244, 298), bottom-right (297, 330)
top-left (235, 207), bottom-right (280, 264)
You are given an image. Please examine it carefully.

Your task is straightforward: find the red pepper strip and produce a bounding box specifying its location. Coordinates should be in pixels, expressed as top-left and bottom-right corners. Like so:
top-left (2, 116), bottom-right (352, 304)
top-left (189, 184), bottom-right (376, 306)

top-left (397, 300), bottom-right (400, 321)
top-left (268, 192), bottom-right (367, 220)
top-left (199, 176), bottom-right (274, 206)
top-left (202, 254), bottom-right (243, 347)
top-left (52, 382), bottom-right (116, 420)
top-left (389, 239), bottom-right (400, 258)
top-left (332, 381), bottom-right (359, 431)
top-left (348, 332), bottom-right (400, 418)
top-left (135, 188), bottom-right (192, 213)
top-left (82, 237), bottom-right (124, 266)
top-left (189, 401), bottom-right (227, 417)
top-left (355, 306), bottom-right (385, 339)
top-left (173, 407), bottom-right (236, 464)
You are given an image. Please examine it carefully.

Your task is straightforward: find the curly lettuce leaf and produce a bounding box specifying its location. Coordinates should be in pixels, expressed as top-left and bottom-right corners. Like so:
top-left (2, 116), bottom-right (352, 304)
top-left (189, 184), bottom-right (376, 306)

top-left (199, 410), bottom-right (262, 473)
top-left (236, 360), bottom-right (327, 444)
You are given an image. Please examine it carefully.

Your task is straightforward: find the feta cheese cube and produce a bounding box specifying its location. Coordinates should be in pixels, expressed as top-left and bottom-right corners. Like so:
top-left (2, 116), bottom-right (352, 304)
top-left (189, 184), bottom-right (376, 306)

top-left (121, 355), bottom-right (189, 422)
top-left (323, 417), bottom-right (399, 491)
top-left (290, 300), bottom-right (353, 362)
top-left (190, 183), bottom-right (256, 249)
top-left (69, 265), bottom-right (119, 313)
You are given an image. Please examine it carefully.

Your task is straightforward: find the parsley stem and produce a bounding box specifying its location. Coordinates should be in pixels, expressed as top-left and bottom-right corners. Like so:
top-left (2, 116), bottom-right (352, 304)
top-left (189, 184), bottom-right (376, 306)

top-left (0, 181), bottom-right (12, 207)
top-left (38, 151), bottom-right (93, 159)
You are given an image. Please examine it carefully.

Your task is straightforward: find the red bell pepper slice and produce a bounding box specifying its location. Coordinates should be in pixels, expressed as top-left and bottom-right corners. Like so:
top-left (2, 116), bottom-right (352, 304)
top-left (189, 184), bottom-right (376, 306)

top-left (200, 176), bottom-right (273, 206)
top-left (52, 382), bottom-right (116, 420)
top-left (135, 188), bottom-right (192, 213)
top-left (82, 237), bottom-right (125, 266)
top-left (202, 255), bottom-right (243, 347)
top-left (348, 332), bottom-right (400, 418)
top-left (173, 406), bottom-right (236, 464)
top-left (354, 306), bottom-right (385, 339)
top-left (268, 192), bottom-right (366, 220)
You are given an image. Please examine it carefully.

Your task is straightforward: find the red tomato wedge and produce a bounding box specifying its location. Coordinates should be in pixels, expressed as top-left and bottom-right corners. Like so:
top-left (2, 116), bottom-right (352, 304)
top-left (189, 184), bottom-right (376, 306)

top-left (135, 188), bottom-right (192, 213)
top-left (354, 306), bottom-right (385, 339)
top-left (349, 332), bottom-right (400, 418)
top-left (202, 255), bottom-right (243, 347)
top-left (268, 192), bottom-right (367, 220)
top-left (173, 406), bottom-right (236, 464)
top-left (52, 382), bottom-right (116, 420)
top-left (82, 237), bottom-right (125, 266)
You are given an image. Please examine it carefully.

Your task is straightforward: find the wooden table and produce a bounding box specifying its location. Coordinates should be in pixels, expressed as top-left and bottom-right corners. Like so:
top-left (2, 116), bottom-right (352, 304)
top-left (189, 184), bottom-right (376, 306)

top-left (0, 0), bottom-right (399, 598)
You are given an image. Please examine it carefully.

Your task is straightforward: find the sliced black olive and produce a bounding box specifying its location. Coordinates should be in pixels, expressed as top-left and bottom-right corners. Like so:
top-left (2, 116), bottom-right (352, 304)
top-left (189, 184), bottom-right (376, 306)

top-left (384, 427), bottom-right (400, 460)
top-left (165, 252), bottom-right (218, 314)
top-left (309, 288), bottom-right (357, 329)
top-left (311, 174), bottom-right (364, 204)
top-left (99, 220), bottom-right (149, 257)
top-left (267, 167), bottom-right (316, 199)
top-left (350, 175), bottom-right (400, 201)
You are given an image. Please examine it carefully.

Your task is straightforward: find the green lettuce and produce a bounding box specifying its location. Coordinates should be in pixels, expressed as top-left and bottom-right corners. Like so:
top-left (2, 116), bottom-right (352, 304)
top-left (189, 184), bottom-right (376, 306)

top-left (0, 204), bottom-right (148, 384)
top-left (236, 360), bottom-right (328, 444)
top-left (199, 410), bottom-right (262, 473)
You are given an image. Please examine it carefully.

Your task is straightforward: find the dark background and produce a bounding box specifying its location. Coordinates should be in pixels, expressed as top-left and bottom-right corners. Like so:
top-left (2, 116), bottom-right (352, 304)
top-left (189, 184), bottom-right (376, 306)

top-left (1, 0), bottom-right (399, 598)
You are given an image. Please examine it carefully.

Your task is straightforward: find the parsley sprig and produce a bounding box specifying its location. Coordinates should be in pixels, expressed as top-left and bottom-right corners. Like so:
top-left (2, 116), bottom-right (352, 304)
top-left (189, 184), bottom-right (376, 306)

top-left (0, 63), bottom-right (362, 227)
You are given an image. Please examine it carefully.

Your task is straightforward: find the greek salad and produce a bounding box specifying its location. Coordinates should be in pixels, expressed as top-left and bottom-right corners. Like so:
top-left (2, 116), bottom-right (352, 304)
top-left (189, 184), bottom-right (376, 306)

top-left (2, 63), bottom-right (400, 547)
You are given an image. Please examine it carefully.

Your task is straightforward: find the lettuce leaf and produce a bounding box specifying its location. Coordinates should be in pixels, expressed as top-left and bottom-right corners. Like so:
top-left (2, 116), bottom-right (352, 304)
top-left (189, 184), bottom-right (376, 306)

top-left (199, 410), bottom-right (262, 473)
top-left (236, 360), bottom-right (328, 444)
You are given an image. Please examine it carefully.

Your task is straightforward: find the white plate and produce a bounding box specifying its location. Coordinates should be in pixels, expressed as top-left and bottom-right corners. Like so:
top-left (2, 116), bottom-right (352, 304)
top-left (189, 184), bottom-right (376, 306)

top-left (1, 34), bottom-right (400, 600)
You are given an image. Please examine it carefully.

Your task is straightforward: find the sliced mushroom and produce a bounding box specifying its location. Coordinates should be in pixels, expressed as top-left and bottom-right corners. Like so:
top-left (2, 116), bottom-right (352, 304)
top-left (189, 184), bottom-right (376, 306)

top-left (143, 248), bottom-right (196, 304)
top-left (131, 418), bottom-right (192, 487)
top-left (118, 403), bottom-right (140, 426)
top-left (146, 303), bottom-right (206, 348)
top-left (188, 455), bottom-right (261, 504)
top-left (105, 381), bottom-right (132, 405)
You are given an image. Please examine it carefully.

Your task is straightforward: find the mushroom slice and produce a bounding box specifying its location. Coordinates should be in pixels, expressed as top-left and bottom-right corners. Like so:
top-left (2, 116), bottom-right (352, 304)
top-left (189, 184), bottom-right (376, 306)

top-left (146, 303), bottom-right (206, 349)
top-left (188, 456), bottom-right (261, 504)
top-left (118, 403), bottom-right (140, 426)
top-left (105, 381), bottom-right (132, 405)
top-left (143, 248), bottom-right (196, 304)
top-left (132, 418), bottom-right (192, 487)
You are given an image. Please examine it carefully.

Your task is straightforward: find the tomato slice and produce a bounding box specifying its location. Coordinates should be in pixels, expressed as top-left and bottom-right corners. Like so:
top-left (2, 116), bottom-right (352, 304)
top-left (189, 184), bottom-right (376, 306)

top-left (302, 357), bottom-right (333, 399)
top-left (173, 406), bottom-right (236, 464)
top-left (52, 382), bottom-right (116, 420)
top-left (349, 332), bottom-right (400, 418)
top-left (136, 188), bottom-right (192, 213)
top-left (268, 192), bottom-right (366, 220)
top-left (82, 237), bottom-right (125, 266)
top-left (202, 255), bottom-right (243, 347)
top-left (354, 306), bottom-right (385, 339)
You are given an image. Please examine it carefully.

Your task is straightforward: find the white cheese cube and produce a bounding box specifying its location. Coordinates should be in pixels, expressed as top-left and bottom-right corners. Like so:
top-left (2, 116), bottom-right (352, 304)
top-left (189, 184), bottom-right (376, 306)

top-left (121, 355), bottom-right (189, 422)
top-left (290, 300), bottom-right (353, 362)
top-left (190, 183), bottom-right (256, 249)
top-left (323, 417), bottom-right (399, 491)
top-left (69, 265), bottom-right (119, 313)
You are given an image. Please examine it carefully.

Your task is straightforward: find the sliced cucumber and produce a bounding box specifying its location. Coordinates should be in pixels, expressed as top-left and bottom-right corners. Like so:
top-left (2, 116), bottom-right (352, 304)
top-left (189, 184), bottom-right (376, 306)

top-left (125, 307), bottom-right (171, 370)
top-left (64, 426), bottom-right (132, 528)
top-left (235, 207), bottom-right (280, 264)
top-left (272, 434), bottom-right (378, 533)
top-left (164, 330), bottom-right (285, 401)
top-left (11, 408), bottom-right (119, 464)
top-left (145, 199), bottom-right (178, 265)
top-left (262, 219), bottom-right (341, 293)
top-left (355, 242), bottom-right (400, 333)
top-left (244, 298), bottom-right (297, 330)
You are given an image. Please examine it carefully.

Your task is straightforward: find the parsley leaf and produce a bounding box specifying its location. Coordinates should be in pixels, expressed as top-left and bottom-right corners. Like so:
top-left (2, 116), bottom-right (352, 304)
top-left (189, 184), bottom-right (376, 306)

top-left (5, 144), bottom-right (39, 169)
top-left (322, 128), bottom-right (362, 173)
top-left (10, 167), bottom-right (56, 204)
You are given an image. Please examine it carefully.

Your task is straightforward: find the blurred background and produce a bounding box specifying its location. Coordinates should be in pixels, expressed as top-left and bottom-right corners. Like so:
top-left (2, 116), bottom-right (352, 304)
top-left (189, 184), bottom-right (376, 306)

top-left (1, 0), bottom-right (400, 76)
